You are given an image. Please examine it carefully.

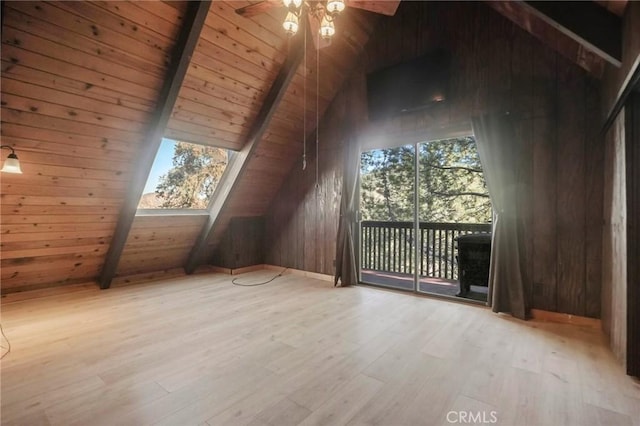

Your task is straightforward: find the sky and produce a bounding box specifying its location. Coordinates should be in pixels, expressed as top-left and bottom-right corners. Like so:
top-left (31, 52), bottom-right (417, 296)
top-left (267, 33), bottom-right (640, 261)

top-left (143, 138), bottom-right (175, 194)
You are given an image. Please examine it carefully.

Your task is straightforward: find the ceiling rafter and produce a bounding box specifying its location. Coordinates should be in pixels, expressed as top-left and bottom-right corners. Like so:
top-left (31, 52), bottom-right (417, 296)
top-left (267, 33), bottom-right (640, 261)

top-left (594, 0), bottom-right (628, 17)
top-left (486, 0), bottom-right (622, 78)
top-left (98, 0), bottom-right (212, 289)
top-left (523, 1), bottom-right (621, 66)
top-left (184, 32), bottom-right (305, 274)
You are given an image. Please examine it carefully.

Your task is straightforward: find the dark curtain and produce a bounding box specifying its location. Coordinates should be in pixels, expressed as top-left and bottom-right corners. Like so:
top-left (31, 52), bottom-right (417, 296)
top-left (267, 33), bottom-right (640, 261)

top-left (334, 135), bottom-right (360, 287)
top-left (472, 114), bottom-right (527, 319)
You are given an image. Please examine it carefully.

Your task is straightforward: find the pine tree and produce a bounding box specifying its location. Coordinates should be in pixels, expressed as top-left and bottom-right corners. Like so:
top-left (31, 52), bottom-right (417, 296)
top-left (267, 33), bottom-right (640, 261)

top-left (360, 137), bottom-right (491, 223)
top-left (155, 142), bottom-right (228, 209)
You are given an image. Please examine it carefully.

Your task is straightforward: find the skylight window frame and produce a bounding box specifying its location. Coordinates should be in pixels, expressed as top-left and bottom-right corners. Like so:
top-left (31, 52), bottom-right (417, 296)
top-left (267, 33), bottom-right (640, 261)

top-left (135, 139), bottom-right (237, 216)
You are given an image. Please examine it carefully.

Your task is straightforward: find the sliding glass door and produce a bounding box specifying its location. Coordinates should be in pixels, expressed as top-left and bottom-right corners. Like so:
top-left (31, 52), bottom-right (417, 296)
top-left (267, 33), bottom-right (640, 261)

top-left (359, 144), bottom-right (416, 291)
top-left (359, 136), bottom-right (492, 303)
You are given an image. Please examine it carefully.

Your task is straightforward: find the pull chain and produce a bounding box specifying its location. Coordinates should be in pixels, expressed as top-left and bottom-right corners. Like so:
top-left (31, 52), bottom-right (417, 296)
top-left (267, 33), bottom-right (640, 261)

top-left (315, 30), bottom-right (320, 189)
top-left (302, 18), bottom-right (307, 171)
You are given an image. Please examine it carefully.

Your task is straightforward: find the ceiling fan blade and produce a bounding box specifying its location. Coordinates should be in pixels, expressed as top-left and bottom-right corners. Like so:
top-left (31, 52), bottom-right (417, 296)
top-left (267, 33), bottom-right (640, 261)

top-left (235, 0), bottom-right (281, 17)
top-left (346, 0), bottom-right (401, 16)
top-left (307, 10), bottom-right (332, 50)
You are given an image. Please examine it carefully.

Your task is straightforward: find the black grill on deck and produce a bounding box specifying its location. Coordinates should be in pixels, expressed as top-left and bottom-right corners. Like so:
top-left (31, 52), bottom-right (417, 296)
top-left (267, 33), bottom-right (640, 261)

top-left (455, 233), bottom-right (491, 297)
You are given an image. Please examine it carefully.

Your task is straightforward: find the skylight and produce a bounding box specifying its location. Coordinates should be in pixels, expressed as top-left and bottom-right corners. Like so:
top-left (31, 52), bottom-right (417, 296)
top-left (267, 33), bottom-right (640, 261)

top-left (138, 138), bottom-right (229, 210)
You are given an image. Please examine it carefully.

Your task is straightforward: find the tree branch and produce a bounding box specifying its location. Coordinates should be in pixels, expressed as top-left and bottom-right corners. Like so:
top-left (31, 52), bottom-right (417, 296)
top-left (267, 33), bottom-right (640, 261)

top-left (430, 164), bottom-right (482, 173)
top-left (432, 191), bottom-right (490, 198)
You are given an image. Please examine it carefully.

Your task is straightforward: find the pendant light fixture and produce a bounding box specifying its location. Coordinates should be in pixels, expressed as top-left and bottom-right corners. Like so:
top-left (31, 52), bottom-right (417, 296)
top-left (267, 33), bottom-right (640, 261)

top-left (283, 11), bottom-right (299, 35)
top-left (0, 145), bottom-right (22, 174)
top-left (283, 0), bottom-right (303, 8)
top-left (319, 14), bottom-right (335, 40)
top-left (282, 0), bottom-right (303, 36)
top-left (326, 0), bottom-right (345, 14)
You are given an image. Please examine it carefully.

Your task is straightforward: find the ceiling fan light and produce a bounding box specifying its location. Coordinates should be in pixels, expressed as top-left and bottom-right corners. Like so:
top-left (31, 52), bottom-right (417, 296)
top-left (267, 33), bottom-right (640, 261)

top-left (326, 0), bottom-right (346, 14)
top-left (283, 0), bottom-right (302, 9)
top-left (283, 11), bottom-right (299, 35)
top-left (319, 15), bottom-right (335, 39)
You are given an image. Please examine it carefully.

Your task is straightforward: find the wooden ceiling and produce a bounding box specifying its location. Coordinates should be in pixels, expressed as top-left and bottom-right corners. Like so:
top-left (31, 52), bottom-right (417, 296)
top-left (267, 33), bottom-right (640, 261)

top-left (202, 2), bottom-right (379, 253)
top-left (167, 1), bottom-right (290, 150)
top-left (0, 1), bottom-right (381, 292)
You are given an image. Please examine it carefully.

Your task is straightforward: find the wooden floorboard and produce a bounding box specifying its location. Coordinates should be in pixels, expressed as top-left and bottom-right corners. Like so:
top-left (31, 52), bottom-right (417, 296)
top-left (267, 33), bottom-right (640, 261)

top-left (1, 271), bottom-right (639, 426)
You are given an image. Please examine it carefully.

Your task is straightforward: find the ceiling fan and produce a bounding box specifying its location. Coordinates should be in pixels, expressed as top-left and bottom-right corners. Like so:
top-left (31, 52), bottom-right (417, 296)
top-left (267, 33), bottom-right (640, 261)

top-left (235, 0), bottom-right (401, 50)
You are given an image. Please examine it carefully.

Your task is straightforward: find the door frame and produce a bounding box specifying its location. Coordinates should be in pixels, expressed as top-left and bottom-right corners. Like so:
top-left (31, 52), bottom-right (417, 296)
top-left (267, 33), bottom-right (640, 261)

top-left (356, 122), bottom-right (490, 304)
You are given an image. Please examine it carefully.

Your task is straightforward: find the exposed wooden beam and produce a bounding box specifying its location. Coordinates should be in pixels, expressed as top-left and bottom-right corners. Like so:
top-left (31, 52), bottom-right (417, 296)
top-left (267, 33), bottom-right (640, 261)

top-left (235, 0), bottom-right (279, 18)
top-left (486, 1), bottom-right (607, 78)
top-left (602, 55), bottom-right (640, 135)
top-left (594, 0), bottom-right (629, 18)
top-left (523, 0), bottom-right (622, 66)
top-left (98, 1), bottom-right (211, 289)
top-left (184, 35), bottom-right (305, 274)
top-left (346, 0), bottom-right (401, 16)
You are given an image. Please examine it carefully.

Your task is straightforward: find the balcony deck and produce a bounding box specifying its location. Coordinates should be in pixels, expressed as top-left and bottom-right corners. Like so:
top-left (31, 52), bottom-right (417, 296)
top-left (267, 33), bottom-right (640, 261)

top-left (360, 220), bottom-right (491, 303)
top-left (360, 270), bottom-right (489, 302)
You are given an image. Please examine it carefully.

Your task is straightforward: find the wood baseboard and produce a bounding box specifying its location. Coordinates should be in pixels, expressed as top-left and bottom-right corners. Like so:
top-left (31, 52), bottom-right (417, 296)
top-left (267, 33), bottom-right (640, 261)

top-left (263, 264), bottom-right (334, 283)
top-left (112, 267), bottom-right (187, 287)
top-left (530, 308), bottom-right (601, 329)
top-left (210, 264), bottom-right (268, 275)
top-left (1, 264), bottom-right (331, 304)
top-left (211, 264), bottom-right (334, 282)
top-left (209, 266), bottom-right (232, 274)
top-left (231, 264), bottom-right (268, 275)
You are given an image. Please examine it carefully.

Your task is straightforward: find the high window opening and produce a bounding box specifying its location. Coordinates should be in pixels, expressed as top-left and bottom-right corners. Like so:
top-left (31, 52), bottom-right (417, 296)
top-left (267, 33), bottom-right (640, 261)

top-left (359, 136), bottom-right (491, 302)
top-left (138, 139), bottom-right (229, 210)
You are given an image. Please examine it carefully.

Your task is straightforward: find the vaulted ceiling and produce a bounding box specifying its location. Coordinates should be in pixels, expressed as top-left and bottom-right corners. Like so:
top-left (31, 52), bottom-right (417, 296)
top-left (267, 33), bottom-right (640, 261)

top-left (0, 1), bottom-right (382, 292)
top-left (0, 0), bottom-right (629, 292)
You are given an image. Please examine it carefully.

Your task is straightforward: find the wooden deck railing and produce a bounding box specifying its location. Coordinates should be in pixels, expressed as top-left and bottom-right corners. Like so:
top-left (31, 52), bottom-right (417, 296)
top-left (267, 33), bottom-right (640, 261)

top-left (360, 221), bottom-right (491, 280)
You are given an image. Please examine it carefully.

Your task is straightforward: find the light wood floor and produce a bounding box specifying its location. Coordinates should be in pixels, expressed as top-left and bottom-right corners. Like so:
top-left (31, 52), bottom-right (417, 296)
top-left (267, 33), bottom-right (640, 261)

top-left (1, 271), bottom-right (639, 426)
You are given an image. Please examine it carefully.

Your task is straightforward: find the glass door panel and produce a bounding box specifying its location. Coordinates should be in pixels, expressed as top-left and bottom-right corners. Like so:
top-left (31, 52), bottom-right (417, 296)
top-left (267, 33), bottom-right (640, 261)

top-left (416, 137), bottom-right (491, 302)
top-left (359, 145), bottom-right (416, 291)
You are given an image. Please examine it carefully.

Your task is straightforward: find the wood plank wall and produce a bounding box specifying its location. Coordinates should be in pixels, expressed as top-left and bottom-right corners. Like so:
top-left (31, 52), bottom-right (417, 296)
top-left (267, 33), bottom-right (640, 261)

top-left (115, 214), bottom-right (208, 278)
top-left (0, 1), bottom-right (378, 293)
top-left (263, 1), bottom-right (604, 317)
top-left (264, 69), bottom-right (366, 274)
top-left (1, 1), bottom-right (185, 293)
top-left (600, 0), bottom-right (640, 371)
top-left (602, 90), bottom-right (640, 376)
top-left (204, 7), bottom-right (379, 261)
top-left (602, 111), bottom-right (627, 364)
top-left (211, 216), bottom-right (264, 269)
